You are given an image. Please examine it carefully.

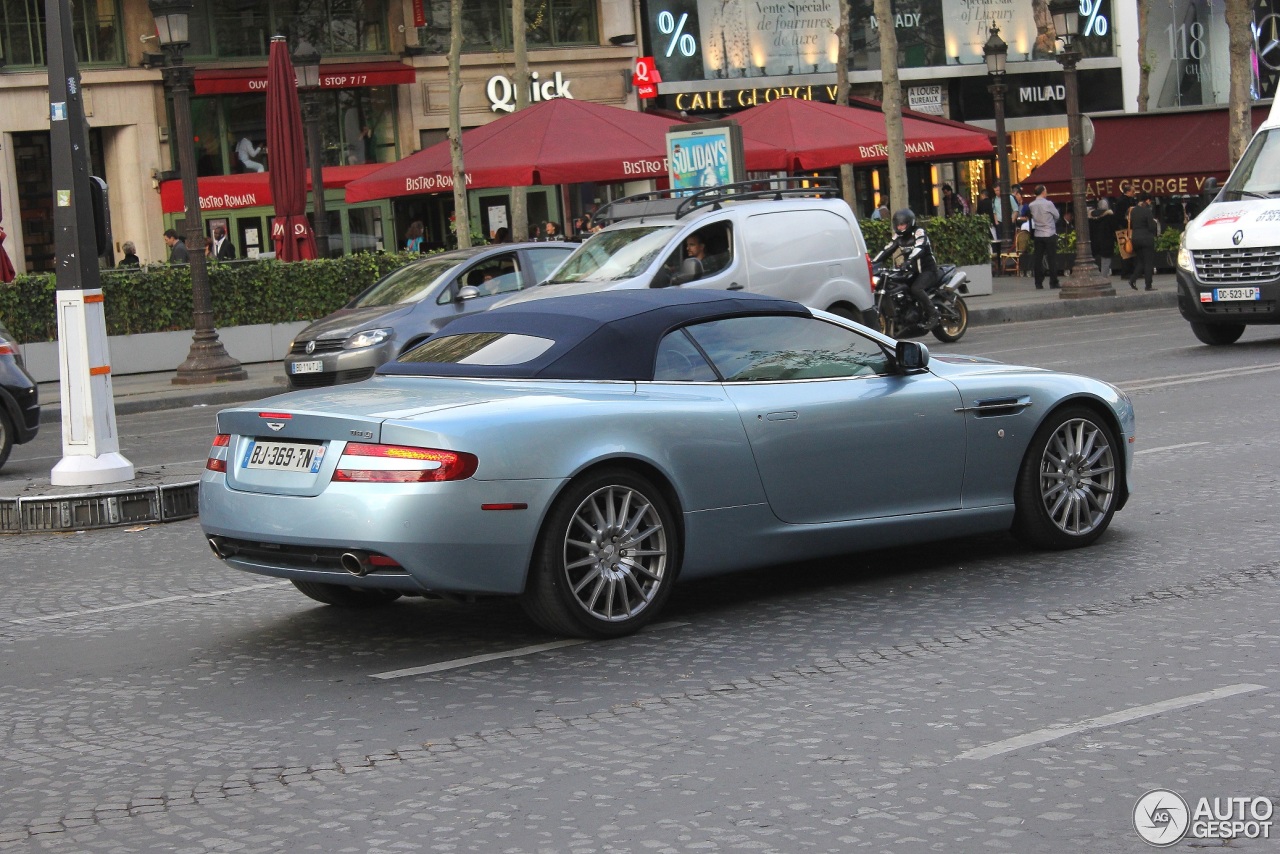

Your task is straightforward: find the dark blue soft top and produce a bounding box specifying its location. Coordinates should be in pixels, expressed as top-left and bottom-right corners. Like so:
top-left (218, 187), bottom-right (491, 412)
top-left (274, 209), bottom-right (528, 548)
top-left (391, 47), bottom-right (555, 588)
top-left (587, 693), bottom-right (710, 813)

top-left (377, 289), bottom-right (811, 381)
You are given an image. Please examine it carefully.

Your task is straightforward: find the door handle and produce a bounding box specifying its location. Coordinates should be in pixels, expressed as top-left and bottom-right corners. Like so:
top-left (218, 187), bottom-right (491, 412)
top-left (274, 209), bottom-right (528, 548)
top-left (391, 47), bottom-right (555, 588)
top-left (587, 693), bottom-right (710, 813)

top-left (727, 282), bottom-right (743, 290)
top-left (764, 410), bottom-right (798, 421)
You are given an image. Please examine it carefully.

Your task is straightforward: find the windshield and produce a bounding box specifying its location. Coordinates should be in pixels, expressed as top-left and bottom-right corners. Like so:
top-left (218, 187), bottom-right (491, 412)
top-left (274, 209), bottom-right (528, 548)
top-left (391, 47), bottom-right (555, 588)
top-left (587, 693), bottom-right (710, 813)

top-left (545, 225), bottom-right (678, 284)
top-left (348, 257), bottom-right (462, 308)
top-left (1223, 128), bottom-right (1280, 199)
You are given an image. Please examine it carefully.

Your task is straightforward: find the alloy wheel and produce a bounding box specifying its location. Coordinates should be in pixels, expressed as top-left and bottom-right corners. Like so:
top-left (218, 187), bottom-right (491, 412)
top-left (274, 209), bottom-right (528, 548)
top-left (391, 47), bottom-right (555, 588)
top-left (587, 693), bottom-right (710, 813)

top-left (562, 484), bottom-right (668, 622)
top-left (1037, 417), bottom-right (1116, 536)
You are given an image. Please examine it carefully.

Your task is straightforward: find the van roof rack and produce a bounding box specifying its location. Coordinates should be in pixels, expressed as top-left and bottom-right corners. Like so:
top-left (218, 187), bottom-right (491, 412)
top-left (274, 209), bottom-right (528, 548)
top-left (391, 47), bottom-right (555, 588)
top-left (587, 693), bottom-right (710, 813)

top-left (593, 176), bottom-right (841, 226)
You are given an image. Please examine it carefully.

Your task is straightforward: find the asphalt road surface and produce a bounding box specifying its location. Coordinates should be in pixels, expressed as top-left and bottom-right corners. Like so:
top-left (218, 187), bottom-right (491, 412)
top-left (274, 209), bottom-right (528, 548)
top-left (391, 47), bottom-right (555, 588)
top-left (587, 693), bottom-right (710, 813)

top-left (2, 307), bottom-right (1279, 852)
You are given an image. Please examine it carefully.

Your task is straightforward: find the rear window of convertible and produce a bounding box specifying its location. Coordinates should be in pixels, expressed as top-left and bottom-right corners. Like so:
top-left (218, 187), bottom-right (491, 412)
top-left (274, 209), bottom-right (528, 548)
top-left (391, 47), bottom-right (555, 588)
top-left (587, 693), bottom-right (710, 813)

top-left (399, 332), bottom-right (555, 366)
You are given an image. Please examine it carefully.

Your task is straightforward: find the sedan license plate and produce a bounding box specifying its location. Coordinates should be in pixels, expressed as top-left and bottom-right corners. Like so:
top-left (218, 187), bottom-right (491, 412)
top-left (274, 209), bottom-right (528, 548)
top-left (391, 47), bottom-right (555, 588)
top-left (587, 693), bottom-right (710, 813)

top-left (1214, 287), bottom-right (1261, 302)
top-left (291, 360), bottom-right (323, 375)
top-left (241, 440), bottom-right (326, 473)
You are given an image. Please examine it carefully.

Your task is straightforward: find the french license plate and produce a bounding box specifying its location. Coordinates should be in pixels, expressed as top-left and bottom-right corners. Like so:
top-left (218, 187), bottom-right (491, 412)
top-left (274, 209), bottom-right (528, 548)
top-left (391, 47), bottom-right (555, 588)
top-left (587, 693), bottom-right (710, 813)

top-left (1214, 287), bottom-right (1261, 301)
top-left (291, 360), bottom-right (323, 374)
top-left (241, 440), bottom-right (326, 473)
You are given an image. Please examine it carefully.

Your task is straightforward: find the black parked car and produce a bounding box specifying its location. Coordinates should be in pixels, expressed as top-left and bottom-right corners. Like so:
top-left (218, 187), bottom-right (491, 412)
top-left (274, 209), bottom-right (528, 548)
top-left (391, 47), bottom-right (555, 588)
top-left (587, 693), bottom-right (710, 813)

top-left (0, 320), bottom-right (39, 469)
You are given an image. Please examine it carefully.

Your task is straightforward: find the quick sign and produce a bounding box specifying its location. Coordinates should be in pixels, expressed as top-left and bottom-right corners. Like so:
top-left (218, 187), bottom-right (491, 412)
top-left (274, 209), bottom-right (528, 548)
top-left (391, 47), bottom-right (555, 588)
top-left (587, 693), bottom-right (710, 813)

top-left (486, 71), bottom-right (574, 113)
top-left (633, 57), bottom-right (662, 99)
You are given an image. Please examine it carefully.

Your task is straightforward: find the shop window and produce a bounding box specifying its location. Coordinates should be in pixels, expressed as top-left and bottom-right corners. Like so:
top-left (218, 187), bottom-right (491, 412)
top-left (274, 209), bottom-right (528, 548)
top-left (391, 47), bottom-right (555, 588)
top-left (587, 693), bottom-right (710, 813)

top-left (0, 0), bottom-right (123, 67)
top-left (186, 0), bottom-right (386, 60)
top-left (415, 0), bottom-right (598, 54)
top-left (186, 86), bottom-right (397, 177)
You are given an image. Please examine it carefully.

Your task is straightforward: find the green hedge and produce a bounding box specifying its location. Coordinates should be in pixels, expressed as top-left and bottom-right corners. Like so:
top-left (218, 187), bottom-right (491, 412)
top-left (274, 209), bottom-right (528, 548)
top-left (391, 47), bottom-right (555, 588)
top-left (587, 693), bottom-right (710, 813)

top-left (859, 214), bottom-right (993, 267)
top-left (0, 253), bottom-right (421, 345)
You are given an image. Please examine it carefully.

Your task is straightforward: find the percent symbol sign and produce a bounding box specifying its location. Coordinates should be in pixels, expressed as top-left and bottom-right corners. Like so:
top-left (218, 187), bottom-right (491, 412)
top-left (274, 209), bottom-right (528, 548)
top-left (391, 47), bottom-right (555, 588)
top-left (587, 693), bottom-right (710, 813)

top-left (1080, 0), bottom-right (1108, 37)
top-left (657, 10), bottom-right (697, 58)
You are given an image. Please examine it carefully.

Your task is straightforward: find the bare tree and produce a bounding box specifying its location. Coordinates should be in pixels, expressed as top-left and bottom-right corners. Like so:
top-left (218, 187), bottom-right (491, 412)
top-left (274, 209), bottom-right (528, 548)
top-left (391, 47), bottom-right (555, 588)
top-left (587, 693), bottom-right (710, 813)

top-left (1225, 0), bottom-right (1254, 167)
top-left (448, 0), bottom-right (471, 248)
top-left (1136, 0), bottom-right (1151, 111)
top-left (510, 0), bottom-right (530, 242)
top-left (872, 0), bottom-right (908, 213)
top-left (836, 0), bottom-right (855, 211)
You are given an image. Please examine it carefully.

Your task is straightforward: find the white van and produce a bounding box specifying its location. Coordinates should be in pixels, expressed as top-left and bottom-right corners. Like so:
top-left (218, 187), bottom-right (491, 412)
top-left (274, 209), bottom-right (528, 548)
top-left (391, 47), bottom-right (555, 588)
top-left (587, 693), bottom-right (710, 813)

top-left (498, 178), bottom-right (878, 327)
top-left (1176, 98), bottom-right (1280, 345)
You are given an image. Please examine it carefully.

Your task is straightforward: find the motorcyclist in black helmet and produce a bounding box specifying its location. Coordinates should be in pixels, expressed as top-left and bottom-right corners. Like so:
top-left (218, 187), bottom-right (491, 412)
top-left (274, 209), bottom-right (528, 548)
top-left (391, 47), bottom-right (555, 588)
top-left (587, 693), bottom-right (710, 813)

top-left (872, 208), bottom-right (941, 330)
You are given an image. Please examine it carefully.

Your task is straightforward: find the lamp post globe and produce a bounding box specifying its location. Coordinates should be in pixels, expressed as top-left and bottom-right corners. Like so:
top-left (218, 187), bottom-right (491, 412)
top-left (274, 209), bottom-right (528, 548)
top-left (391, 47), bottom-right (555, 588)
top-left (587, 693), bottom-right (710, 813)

top-left (1048, 0), bottom-right (1114, 300)
top-left (983, 23), bottom-right (1013, 248)
top-left (149, 0), bottom-right (247, 382)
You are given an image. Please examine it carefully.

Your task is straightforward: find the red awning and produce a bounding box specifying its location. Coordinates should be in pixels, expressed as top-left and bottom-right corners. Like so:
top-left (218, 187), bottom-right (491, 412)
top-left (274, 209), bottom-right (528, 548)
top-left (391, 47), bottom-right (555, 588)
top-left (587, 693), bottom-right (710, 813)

top-left (160, 163), bottom-right (383, 213)
top-left (344, 99), bottom-right (710, 201)
top-left (1022, 105), bottom-right (1271, 199)
top-left (735, 97), bottom-right (994, 170)
top-left (194, 61), bottom-right (416, 95)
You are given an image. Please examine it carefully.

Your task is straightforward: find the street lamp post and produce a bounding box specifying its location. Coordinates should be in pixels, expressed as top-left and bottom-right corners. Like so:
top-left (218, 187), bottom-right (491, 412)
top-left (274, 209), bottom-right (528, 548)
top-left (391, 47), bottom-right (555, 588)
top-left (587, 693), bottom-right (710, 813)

top-left (149, 0), bottom-right (247, 383)
top-left (983, 23), bottom-right (1013, 249)
top-left (293, 43), bottom-right (330, 258)
top-left (1049, 0), bottom-right (1114, 300)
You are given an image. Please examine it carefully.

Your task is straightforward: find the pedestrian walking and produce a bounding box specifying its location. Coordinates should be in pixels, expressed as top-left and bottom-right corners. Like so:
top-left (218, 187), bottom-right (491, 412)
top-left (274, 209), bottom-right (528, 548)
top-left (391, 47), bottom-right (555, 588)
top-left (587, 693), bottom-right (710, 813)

top-left (1028, 185), bottom-right (1060, 289)
top-left (1088, 198), bottom-right (1116, 277)
top-left (117, 241), bottom-right (140, 267)
top-left (211, 226), bottom-right (235, 261)
top-left (975, 188), bottom-right (993, 224)
top-left (163, 228), bottom-right (189, 264)
top-left (1127, 192), bottom-right (1158, 291)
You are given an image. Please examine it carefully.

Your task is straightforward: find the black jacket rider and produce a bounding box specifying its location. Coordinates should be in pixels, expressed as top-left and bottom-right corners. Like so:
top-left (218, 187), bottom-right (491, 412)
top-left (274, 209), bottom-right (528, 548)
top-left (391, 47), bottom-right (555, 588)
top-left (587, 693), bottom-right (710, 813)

top-left (872, 209), bottom-right (940, 328)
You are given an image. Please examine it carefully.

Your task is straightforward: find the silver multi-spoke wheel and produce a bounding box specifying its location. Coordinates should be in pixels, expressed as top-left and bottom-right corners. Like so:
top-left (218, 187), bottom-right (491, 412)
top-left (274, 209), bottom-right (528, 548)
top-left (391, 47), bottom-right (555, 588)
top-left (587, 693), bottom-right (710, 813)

top-left (1014, 407), bottom-right (1122, 550)
top-left (563, 484), bottom-right (668, 623)
top-left (1037, 417), bottom-right (1116, 536)
top-left (523, 469), bottom-right (679, 638)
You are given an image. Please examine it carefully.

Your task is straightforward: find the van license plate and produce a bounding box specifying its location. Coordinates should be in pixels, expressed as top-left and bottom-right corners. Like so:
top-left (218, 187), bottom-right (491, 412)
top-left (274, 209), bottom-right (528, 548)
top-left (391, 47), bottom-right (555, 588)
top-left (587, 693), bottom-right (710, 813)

top-left (1214, 288), bottom-right (1261, 301)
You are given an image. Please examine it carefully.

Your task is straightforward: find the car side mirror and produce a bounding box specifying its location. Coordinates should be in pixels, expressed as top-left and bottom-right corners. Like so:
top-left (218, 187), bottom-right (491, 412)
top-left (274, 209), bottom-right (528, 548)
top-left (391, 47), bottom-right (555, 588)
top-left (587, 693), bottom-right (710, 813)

top-left (457, 285), bottom-right (481, 301)
top-left (1201, 177), bottom-right (1220, 205)
top-left (895, 340), bottom-right (929, 371)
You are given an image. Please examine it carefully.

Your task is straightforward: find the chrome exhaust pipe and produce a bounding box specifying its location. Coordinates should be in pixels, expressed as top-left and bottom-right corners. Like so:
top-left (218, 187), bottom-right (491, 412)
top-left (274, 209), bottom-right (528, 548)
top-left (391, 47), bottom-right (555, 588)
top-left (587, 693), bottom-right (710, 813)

top-left (208, 537), bottom-right (233, 560)
top-left (340, 551), bottom-right (373, 577)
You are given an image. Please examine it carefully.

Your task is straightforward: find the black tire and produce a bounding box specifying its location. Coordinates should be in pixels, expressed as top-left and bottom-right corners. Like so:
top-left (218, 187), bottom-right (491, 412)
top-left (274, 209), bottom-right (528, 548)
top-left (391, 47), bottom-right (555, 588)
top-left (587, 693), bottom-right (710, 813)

top-left (1190, 321), bottom-right (1244, 346)
top-left (291, 579), bottom-right (402, 608)
top-left (0, 409), bottom-right (12, 471)
top-left (827, 305), bottom-right (859, 323)
top-left (877, 311), bottom-right (895, 337)
top-left (932, 296), bottom-right (969, 343)
top-left (1013, 406), bottom-right (1121, 550)
top-left (521, 468), bottom-right (679, 639)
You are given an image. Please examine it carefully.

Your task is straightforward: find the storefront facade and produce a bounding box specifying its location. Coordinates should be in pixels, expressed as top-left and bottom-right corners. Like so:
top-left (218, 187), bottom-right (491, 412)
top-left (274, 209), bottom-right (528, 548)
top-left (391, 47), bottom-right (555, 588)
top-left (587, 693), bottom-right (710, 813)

top-left (0, 0), bottom-right (639, 273)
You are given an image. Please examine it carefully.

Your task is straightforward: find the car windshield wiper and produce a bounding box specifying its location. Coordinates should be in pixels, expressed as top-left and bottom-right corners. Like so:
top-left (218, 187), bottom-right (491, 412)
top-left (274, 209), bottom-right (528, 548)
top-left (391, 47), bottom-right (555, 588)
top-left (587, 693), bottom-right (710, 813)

top-left (1234, 189), bottom-right (1274, 200)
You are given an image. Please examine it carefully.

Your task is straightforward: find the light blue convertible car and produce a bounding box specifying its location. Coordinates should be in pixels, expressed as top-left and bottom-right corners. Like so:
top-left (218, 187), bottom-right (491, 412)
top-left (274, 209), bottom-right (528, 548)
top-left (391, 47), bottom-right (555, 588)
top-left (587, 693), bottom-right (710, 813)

top-left (201, 289), bottom-right (1134, 638)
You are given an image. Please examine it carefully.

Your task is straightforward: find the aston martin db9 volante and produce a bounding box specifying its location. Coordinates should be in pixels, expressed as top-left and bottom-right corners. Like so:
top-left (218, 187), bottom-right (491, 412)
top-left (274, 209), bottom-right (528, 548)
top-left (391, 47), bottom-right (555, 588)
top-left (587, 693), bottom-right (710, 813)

top-left (201, 289), bottom-right (1134, 638)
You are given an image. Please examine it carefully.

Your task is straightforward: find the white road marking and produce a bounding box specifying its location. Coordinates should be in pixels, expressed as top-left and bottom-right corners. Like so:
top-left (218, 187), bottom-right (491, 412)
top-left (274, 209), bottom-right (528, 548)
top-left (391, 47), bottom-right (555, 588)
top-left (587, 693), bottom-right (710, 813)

top-left (955, 683), bottom-right (1266, 761)
top-left (11, 581), bottom-right (289, 624)
top-left (977, 331), bottom-right (1165, 357)
top-left (369, 620), bottom-right (691, 679)
top-left (1122, 362), bottom-right (1280, 392)
top-left (1135, 441), bottom-right (1210, 456)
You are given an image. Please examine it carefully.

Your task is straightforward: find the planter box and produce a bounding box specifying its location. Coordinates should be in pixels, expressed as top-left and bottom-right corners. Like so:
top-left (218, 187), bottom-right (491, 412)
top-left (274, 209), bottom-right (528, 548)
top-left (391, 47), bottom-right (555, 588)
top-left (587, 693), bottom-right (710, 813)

top-left (960, 263), bottom-right (993, 296)
top-left (19, 322), bottom-right (309, 385)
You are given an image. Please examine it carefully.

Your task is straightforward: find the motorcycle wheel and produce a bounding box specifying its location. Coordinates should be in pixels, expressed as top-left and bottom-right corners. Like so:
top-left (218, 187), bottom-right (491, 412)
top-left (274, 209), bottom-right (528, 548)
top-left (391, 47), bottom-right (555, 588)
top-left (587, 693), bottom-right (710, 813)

top-left (877, 310), bottom-right (896, 337)
top-left (932, 296), bottom-right (968, 343)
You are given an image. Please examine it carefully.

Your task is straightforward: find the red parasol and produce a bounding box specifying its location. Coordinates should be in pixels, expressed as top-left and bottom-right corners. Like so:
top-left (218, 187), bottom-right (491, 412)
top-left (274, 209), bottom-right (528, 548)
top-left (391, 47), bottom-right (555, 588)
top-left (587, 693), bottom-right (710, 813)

top-left (266, 36), bottom-right (317, 261)
top-left (0, 187), bottom-right (15, 282)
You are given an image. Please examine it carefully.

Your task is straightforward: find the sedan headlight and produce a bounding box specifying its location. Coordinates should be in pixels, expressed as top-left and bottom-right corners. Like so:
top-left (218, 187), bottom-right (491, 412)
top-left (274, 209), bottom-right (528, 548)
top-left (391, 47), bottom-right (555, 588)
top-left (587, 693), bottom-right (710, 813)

top-left (344, 328), bottom-right (393, 350)
top-left (1176, 232), bottom-right (1195, 275)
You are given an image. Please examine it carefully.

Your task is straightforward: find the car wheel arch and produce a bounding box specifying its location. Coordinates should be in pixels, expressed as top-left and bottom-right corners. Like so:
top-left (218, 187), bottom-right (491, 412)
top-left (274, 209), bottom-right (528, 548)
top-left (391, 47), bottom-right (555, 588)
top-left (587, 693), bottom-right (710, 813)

top-left (521, 455), bottom-right (688, 593)
top-left (1026, 394), bottom-right (1129, 507)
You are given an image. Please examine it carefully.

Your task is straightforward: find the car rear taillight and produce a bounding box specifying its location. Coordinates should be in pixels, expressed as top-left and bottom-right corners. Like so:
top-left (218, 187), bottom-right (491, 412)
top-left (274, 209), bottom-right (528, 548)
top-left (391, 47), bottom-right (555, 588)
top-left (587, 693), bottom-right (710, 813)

top-left (0, 343), bottom-right (15, 356)
top-left (865, 253), bottom-right (874, 292)
top-left (332, 443), bottom-right (478, 483)
top-left (207, 434), bottom-right (230, 472)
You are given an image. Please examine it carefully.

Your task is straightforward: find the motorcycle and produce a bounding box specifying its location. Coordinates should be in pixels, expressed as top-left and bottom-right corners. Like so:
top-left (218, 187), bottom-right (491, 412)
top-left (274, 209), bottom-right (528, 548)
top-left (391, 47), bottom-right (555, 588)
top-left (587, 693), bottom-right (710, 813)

top-left (872, 262), bottom-right (970, 343)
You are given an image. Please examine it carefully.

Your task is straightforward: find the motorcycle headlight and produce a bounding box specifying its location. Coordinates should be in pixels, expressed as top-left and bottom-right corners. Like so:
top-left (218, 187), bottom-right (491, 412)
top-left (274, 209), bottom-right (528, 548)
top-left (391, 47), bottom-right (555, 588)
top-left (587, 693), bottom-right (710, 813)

top-left (344, 328), bottom-right (393, 350)
top-left (1176, 232), bottom-right (1195, 275)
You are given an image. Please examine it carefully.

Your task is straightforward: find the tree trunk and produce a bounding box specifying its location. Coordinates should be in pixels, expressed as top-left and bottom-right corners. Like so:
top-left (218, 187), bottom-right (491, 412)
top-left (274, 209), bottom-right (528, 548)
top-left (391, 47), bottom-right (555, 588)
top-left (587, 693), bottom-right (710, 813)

top-left (448, 0), bottom-right (471, 249)
top-left (872, 0), bottom-right (908, 213)
top-left (836, 0), bottom-right (855, 212)
top-left (1136, 0), bottom-right (1150, 112)
top-left (1225, 0), bottom-right (1254, 168)
top-left (510, 0), bottom-right (529, 242)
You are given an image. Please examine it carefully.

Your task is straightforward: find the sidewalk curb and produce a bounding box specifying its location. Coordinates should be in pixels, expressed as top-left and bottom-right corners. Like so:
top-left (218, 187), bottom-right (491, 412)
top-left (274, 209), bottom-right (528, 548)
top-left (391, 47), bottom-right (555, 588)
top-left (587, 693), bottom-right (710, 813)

top-left (38, 382), bottom-right (288, 424)
top-left (969, 290), bottom-right (1178, 326)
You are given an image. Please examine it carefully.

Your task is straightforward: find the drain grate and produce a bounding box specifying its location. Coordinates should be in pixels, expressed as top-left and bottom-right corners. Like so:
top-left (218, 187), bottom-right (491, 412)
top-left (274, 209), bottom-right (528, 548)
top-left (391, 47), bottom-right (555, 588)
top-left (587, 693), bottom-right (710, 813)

top-left (1, 482), bottom-right (200, 534)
